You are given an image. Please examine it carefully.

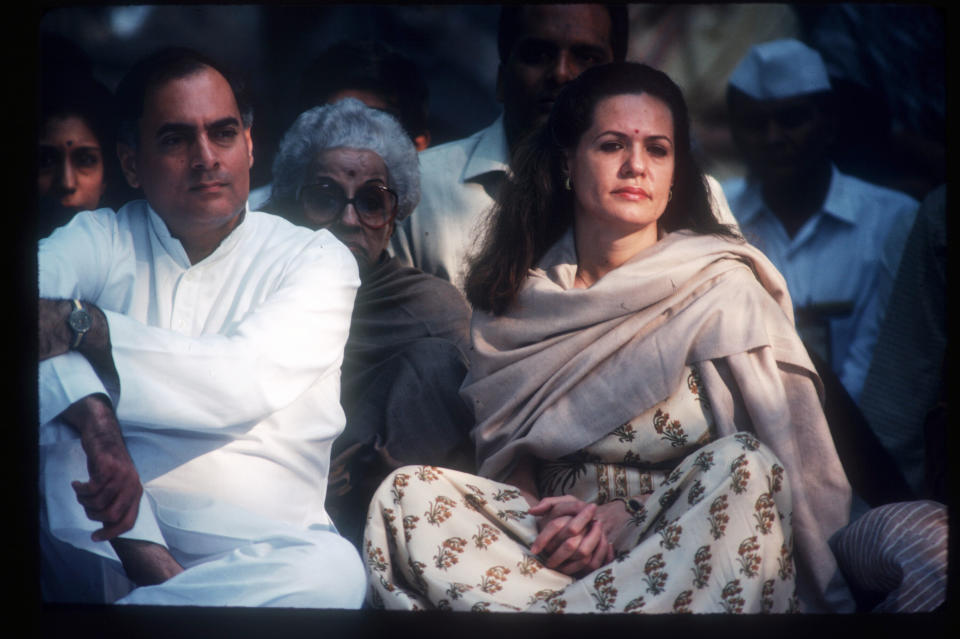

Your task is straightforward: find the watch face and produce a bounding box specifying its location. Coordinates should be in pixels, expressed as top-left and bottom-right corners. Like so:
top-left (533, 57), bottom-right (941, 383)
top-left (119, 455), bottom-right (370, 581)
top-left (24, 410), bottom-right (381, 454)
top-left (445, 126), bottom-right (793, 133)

top-left (69, 308), bottom-right (92, 333)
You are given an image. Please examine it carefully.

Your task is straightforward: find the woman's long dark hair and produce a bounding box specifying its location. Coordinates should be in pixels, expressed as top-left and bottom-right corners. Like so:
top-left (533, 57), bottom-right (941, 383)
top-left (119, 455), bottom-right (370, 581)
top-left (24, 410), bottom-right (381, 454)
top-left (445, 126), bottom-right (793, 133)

top-left (464, 62), bottom-right (740, 315)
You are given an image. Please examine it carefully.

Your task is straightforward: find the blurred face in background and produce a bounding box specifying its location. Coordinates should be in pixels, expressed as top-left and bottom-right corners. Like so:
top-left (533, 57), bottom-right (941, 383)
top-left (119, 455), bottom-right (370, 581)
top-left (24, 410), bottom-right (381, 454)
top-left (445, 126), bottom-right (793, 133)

top-left (497, 4), bottom-right (614, 148)
top-left (728, 90), bottom-right (834, 184)
top-left (38, 114), bottom-right (107, 212)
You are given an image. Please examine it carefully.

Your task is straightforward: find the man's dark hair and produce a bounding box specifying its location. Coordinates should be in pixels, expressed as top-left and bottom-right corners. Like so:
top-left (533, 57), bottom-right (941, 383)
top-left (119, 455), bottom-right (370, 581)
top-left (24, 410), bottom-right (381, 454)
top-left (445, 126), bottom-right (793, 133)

top-left (497, 4), bottom-right (629, 64)
top-left (296, 40), bottom-right (429, 140)
top-left (114, 47), bottom-right (253, 148)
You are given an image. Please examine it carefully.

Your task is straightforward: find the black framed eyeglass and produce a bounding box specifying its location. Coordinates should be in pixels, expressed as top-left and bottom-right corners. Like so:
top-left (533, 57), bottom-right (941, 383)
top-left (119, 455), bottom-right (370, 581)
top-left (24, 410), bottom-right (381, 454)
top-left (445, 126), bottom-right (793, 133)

top-left (297, 180), bottom-right (398, 229)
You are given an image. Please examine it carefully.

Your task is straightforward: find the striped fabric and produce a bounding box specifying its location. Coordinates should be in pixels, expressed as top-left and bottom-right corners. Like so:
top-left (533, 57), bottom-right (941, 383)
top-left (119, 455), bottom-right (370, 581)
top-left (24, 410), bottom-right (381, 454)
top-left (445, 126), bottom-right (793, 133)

top-left (831, 500), bottom-right (948, 612)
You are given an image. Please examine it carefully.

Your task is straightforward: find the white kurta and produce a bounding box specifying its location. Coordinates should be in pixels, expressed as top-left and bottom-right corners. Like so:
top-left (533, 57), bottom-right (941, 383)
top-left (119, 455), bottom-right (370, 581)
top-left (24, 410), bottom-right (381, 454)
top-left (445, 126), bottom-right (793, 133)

top-left (38, 201), bottom-right (366, 607)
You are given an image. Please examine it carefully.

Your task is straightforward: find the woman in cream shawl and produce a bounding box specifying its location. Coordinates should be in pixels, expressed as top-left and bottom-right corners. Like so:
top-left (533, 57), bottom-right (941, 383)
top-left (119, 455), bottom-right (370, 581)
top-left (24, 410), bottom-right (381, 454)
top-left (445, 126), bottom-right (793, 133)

top-left (362, 63), bottom-right (853, 614)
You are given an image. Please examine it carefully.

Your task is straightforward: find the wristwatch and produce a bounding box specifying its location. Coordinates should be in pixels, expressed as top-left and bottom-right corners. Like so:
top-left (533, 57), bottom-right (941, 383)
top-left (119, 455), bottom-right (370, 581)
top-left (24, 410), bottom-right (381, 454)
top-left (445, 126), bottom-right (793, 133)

top-left (67, 299), bottom-right (92, 349)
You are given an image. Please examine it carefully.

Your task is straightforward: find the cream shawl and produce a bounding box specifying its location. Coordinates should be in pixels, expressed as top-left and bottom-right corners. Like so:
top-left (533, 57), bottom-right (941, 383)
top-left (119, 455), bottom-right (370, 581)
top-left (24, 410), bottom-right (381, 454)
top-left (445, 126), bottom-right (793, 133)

top-left (465, 229), bottom-right (817, 477)
top-left (462, 228), bottom-right (854, 611)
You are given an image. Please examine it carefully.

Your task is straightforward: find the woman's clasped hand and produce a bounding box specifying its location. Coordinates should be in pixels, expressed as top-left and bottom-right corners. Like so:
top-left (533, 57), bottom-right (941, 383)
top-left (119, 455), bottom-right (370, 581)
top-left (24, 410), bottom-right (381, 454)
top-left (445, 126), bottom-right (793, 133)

top-left (528, 495), bottom-right (637, 576)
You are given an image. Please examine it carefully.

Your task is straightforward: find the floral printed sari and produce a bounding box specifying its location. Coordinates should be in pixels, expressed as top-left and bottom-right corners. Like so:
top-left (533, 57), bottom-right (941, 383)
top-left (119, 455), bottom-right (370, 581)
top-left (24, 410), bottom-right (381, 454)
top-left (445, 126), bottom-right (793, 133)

top-left (363, 366), bottom-right (798, 613)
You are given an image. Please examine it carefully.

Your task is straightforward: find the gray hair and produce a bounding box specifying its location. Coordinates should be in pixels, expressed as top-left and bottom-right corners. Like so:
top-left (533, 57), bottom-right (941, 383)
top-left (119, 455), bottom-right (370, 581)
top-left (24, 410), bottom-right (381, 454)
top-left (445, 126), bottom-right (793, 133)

top-left (269, 98), bottom-right (420, 221)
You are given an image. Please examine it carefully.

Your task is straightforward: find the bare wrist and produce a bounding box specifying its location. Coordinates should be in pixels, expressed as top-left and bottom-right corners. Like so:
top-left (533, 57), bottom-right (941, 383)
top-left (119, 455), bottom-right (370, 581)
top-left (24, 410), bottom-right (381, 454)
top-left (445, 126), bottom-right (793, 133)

top-left (605, 496), bottom-right (649, 530)
top-left (61, 394), bottom-right (118, 439)
top-left (609, 496), bottom-right (645, 514)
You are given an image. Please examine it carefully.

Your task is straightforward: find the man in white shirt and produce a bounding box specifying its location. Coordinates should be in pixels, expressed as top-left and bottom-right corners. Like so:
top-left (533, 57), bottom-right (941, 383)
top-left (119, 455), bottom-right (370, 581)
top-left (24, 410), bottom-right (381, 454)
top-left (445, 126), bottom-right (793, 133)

top-left (721, 39), bottom-right (918, 403)
top-left (392, 4), bottom-right (738, 292)
top-left (37, 47), bottom-right (366, 607)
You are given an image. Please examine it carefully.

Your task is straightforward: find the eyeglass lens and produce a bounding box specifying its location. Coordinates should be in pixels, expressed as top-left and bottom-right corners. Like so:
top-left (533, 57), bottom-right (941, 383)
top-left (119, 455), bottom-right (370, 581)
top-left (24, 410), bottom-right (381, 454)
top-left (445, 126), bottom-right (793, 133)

top-left (300, 181), bottom-right (396, 228)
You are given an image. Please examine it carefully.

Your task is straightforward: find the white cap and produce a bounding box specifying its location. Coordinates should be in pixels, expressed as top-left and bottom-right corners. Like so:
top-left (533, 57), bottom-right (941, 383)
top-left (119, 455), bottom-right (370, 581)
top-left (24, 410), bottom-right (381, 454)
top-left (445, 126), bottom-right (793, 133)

top-left (728, 39), bottom-right (832, 100)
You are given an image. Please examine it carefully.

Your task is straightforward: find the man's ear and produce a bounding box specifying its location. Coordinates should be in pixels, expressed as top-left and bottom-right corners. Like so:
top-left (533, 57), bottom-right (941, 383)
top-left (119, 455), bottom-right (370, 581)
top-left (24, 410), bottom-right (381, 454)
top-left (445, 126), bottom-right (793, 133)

top-left (413, 132), bottom-right (431, 152)
top-left (117, 142), bottom-right (140, 189)
top-left (244, 126), bottom-right (254, 169)
top-left (495, 64), bottom-right (505, 104)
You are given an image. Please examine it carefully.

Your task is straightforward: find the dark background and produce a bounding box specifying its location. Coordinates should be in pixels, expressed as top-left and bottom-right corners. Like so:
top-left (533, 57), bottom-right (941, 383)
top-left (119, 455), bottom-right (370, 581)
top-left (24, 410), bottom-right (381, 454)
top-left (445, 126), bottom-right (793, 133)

top-left (37, 3), bottom-right (947, 200)
top-left (39, 4), bottom-right (506, 192)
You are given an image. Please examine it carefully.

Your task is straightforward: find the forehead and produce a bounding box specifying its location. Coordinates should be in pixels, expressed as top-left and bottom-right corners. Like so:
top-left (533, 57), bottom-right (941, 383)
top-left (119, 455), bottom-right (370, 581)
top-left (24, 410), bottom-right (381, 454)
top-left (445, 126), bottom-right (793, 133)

top-left (140, 66), bottom-right (241, 128)
top-left (40, 114), bottom-right (100, 146)
top-left (589, 93), bottom-right (674, 136)
top-left (311, 147), bottom-right (388, 179)
top-left (514, 4), bottom-right (612, 50)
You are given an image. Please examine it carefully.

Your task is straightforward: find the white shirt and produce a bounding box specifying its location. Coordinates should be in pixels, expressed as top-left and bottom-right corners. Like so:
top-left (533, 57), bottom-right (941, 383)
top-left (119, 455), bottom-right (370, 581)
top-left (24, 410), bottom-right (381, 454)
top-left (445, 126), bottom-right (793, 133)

top-left (393, 114), bottom-right (740, 293)
top-left (723, 166), bottom-right (917, 402)
top-left (390, 116), bottom-right (510, 292)
top-left (39, 201), bottom-right (360, 559)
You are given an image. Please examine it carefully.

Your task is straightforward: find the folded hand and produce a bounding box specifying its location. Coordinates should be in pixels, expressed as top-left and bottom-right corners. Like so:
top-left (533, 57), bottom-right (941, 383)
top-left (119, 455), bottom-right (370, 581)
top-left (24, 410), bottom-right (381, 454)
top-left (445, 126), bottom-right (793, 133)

top-left (528, 495), bottom-right (614, 577)
top-left (63, 395), bottom-right (143, 542)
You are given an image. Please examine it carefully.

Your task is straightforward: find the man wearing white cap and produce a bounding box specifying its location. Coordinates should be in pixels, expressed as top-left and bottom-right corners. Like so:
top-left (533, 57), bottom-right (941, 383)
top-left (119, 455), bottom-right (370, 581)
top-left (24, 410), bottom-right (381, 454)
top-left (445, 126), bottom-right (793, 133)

top-left (722, 38), bottom-right (917, 405)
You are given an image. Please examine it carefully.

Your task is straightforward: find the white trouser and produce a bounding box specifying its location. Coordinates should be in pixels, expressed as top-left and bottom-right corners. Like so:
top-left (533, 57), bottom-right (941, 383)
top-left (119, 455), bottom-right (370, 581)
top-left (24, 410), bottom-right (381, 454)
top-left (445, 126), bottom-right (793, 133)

top-left (41, 511), bottom-right (366, 608)
top-left (115, 532), bottom-right (366, 608)
top-left (40, 418), bottom-right (366, 608)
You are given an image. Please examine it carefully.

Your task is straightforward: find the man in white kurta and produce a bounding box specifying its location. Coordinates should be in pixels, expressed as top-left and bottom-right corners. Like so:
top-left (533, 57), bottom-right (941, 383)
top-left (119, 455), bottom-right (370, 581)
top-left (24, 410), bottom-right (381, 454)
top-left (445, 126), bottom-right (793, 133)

top-left (38, 48), bottom-right (366, 607)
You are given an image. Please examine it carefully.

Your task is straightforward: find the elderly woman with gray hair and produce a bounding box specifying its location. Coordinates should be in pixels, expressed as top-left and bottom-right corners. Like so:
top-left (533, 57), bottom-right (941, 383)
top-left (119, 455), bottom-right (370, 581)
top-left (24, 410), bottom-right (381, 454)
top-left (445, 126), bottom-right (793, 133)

top-left (268, 99), bottom-right (475, 547)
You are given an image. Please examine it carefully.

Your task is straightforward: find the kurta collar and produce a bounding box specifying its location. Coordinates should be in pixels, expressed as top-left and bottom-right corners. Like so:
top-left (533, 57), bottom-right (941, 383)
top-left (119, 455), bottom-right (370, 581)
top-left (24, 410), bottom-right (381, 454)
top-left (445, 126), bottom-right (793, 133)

top-left (462, 114), bottom-right (511, 183)
top-left (146, 201), bottom-right (250, 269)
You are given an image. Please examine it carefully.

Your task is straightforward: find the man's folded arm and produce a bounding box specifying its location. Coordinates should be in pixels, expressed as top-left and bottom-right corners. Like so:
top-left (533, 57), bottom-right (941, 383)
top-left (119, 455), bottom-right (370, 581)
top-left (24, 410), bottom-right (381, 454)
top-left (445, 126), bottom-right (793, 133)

top-left (38, 209), bottom-right (360, 430)
top-left (38, 209), bottom-right (123, 303)
top-left (103, 242), bottom-right (359, 430)
top-left (59, 393), bottom-right (143, 541)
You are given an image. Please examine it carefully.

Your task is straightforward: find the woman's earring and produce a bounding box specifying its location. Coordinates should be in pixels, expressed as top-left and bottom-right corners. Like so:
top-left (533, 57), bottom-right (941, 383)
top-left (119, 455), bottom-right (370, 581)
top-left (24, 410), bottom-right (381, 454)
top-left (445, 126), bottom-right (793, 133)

top-left (668, 187), bottom-right (673, 202)
top-left (564, 176), bottom-right (572, 191)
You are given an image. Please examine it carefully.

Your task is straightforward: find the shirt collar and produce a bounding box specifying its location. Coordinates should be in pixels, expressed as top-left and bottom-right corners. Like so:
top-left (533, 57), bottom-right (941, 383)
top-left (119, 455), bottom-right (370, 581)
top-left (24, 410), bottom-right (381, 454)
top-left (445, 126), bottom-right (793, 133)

top-left (818, 164), bottom-right (858, 225)
top-left (730, 175), bottom-right (767, 226)
top-left (462, 113), bottom-right (511, 182)
top-left (147, 201), bottom-right (249, 269)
